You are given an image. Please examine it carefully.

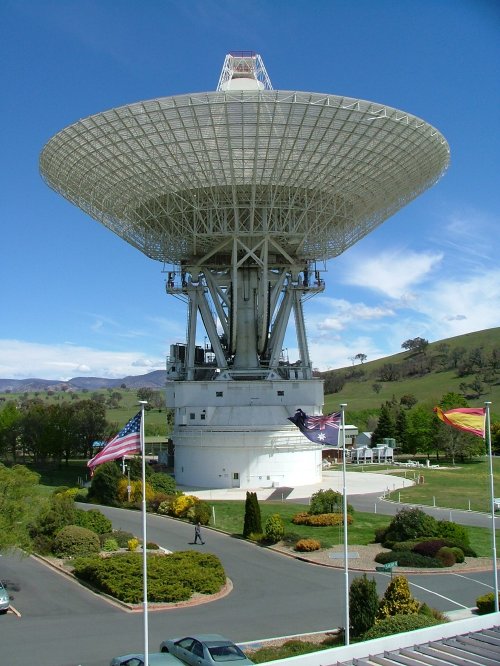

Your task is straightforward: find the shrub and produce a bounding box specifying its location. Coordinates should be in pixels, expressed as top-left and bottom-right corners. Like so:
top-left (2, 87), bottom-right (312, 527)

top-left (419, 603), bottom-right (447, 621)
top-left (88, 461), bottom-right (122, 506)
top-left (264, 514), bottom-right (285, 544)
top-left (157, 500), bottom-right (173, 515)
top-left (349, 574), bottom-right (379, 637)
top-left (103, 538), bottom-right (119, 552)
top-left (436, 520), bottom-right (470, 547)
top-left (391, 540), bottom-right (421, 552)
top-left (281, 532), bottom-right (302, 546)
top-left (32, 534), bottom-right (54, 555)
top-left (53, 525), bottom-right (100, 558)
top-left (476, 592), bottom-right (500, 614)
top-left (169, 494), bottom-right (198, 518)
top-left (146, 542), bottom-right (159, 550)
top-left (377, 575), bottom-right (420, 620)
top-left (362, 613), bottom-right (441, 639)
top-left (73, 551), bottom-right (226, 604)
top-left (117, 478), bottom-right (155, 505)
top-left (148, 472), bottom-right (176, 495)
top-left (309, 489), bottom-right (354, 515)
top-left (127, 538), bottom-right (139, 552)
top-left (292, 512), bottom-right (352, 527)
top-left (247, 532), bottom-right (265, 543)
top-left (243, 492), bottom-right (262, 538)
top-left (450, 547), bottom-right (465, 563)
top-left (436, 546), bottom-right (456, 567)
top-left (31, 494), bottom-right (78, 539)
top-left (294, 539), bottom-right (321, 552)
top-left (384, 508), bottom-right (439, 543)
top-left (75, 508), bottom-right (112, 535)
top-left (99, 530), bottom-right (134, 548)
top-left (148, 492), bottom-right (171, 512)
top-left (375, 550), bottom-right (443, 568)
top-left (190, 500), bottom-right (211, 525)
top-left (373, 526), bottom-right (389, 544)
top-left (413, 539), bottom-right (449, 558)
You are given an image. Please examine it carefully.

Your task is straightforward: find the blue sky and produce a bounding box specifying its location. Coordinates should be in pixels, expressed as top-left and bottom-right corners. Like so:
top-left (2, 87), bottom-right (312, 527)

top-left (1, 0), bottom-right (499, 380)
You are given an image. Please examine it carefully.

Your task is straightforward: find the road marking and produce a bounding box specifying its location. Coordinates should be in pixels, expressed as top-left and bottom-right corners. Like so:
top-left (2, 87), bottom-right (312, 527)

top-left (451, 573), bottom-right (494, 590)
top-left (406, 580), bottom-right (469, 608)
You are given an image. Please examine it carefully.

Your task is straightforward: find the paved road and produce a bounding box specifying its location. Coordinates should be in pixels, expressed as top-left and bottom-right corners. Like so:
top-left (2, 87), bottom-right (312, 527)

top-left (1, 505), bottom-right (498, 666)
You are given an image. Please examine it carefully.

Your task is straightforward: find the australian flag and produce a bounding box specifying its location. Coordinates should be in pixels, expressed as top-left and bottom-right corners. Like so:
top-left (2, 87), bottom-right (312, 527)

top-left (288, 408), bottom-right (341, 446)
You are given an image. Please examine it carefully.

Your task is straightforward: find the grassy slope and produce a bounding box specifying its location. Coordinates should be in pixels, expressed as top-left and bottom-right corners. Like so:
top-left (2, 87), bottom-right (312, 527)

top-left (323, 327), bottom-right (500, 416)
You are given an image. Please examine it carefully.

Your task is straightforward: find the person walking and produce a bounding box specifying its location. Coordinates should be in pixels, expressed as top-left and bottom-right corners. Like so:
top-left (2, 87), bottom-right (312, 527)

top-left (194, 521), bottom-right (205, 545)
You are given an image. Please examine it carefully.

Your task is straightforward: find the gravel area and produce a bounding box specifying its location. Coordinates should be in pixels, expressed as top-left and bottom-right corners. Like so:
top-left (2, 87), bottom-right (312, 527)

top-left (271, 543), bottom-right (497, 574)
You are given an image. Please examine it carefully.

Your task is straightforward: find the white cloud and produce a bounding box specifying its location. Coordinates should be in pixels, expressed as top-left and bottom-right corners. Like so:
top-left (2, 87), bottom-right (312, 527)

top-left (342, 249), bottom-right (443, 298)
top-left (0, 340), bottom-right (164, 380)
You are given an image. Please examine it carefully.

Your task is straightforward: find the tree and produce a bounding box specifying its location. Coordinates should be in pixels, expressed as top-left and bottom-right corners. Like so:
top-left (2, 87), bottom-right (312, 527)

top-left (371, 403), bottom-right (395, 445)
top-left (378, 363), bottom-right (400, 382)
top-left (372, 383), bottom-right (382, 394)
top-left (395, 410), bottom-right (409, 452)
top-left (354, 353), bottom-right (367, 364)
top-left (400, 394), bottom-right (417, 410)
top-left (88, 461), bottom-right (122, 506)
top-left (377, 575), bottom-right (420, 620)
top-left (407, 405), bottom-right (435, 457)
top-left (0, 400), bottom-right (22, 460)
top-left (349, 575), bottom-right (379, 636)
top-left (401, 337), bottom-right (429, 354)
top-left (243, 491), bottom-right (262, 537)
top-left (0, 464), bottom-right (41, 552)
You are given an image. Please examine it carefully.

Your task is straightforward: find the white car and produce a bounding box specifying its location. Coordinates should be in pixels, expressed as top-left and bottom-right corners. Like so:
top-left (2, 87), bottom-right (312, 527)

top-left (110, 653), bottom-right (181, 666)
top-left (0, 581), bottom-right (10, 613)
top-left (160, 635), bottom-right (253, 666)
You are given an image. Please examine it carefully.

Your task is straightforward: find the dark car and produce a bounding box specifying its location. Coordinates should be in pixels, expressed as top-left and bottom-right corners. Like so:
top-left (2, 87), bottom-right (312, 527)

top-left (159, 635), bottom-right (253, 666)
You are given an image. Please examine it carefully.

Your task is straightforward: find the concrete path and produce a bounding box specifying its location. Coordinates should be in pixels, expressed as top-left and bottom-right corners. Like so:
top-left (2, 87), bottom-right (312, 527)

top-left (179, 469), bottom-right (412, 501)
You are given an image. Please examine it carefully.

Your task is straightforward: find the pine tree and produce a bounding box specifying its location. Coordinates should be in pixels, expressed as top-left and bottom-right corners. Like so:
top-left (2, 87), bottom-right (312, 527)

top-left (377, 575), bottom-right (420, 620)
top-left (243, 491), bottom-right (262, 537)
top-left (349, 574), bottom-right (379, 636)
top-left (371, 403), bottom-right (396, 445)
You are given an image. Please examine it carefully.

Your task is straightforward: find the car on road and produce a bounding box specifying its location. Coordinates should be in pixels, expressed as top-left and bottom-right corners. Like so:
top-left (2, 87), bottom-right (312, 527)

top-left (110, 652), bottom-right (182, 666)
top-left (0, 581), bottom-right (11, 613)
top-left (159, 635), bottom-right (253, 666)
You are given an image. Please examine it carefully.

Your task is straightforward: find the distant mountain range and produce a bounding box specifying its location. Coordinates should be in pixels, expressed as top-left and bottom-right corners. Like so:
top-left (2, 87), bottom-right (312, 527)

top-left (0, 370), bottom-right (168, 393)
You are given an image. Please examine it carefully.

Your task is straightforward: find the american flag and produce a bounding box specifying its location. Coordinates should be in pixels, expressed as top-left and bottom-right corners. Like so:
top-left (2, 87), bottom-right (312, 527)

top-left (288, 408), bottom-right (341, 446)
top-left (87, 412), bottom-right (142, 473)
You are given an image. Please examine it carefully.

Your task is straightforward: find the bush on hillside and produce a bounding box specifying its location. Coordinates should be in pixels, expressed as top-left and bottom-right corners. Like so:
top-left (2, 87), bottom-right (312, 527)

top-left (53, 525), bottom-right (100, 558)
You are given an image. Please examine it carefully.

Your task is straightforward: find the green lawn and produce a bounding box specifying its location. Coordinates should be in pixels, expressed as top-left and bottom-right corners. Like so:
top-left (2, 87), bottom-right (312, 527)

top-left (207, 499), bottom-right (498, 557)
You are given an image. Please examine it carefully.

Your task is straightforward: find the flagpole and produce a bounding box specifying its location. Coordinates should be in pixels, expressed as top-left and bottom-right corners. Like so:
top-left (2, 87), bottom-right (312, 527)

top-left (485, 401), bottom-right (499, 612)
top-left (139, 400), bottom-right (149, 665)
top-left (340, 403), bottom-right (349, 645)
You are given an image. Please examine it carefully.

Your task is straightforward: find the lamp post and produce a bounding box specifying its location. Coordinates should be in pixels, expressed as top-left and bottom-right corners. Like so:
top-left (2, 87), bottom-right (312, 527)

top-left (485, 401), bottom-right (499, 612)
top-left (138, 400), bottom-right (149, 664)
top-left (340, 403), bottom-right (349, 645)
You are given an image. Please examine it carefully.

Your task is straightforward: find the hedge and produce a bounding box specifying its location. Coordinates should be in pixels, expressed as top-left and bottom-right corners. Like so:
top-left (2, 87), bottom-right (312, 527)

top-left (73, 550), bottom-right (226, 604)
top-left (375, 550), bottom-right (444, 568)
top-left (292, 512), bottom-right (353, 527)
top-left (361, 613), bottom-right (442, 639)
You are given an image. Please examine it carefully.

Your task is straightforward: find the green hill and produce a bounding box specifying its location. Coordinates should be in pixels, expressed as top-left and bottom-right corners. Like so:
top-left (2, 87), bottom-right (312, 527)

top-left (322, 327), bottom-right (500, 421)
